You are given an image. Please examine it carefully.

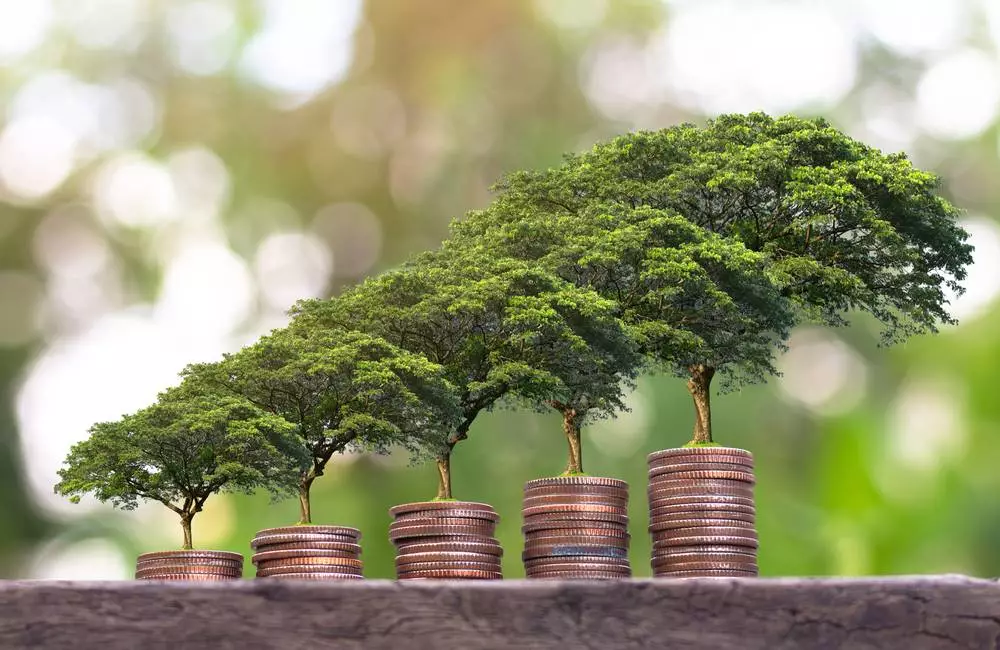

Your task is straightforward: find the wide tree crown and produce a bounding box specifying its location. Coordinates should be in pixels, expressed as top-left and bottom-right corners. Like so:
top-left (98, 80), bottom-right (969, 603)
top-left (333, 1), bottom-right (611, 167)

top-left (490, 112), bottom-right (973, 343)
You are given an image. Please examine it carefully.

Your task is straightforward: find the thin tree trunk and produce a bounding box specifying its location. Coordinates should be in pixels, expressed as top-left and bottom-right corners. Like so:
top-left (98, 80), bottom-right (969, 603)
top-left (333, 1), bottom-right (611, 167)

top-left (180, 513), bottom-right (194, 550)
top-left (562, 408), bottom-right (583, 475)
top-left (435, 449), bottom-right (453, 500)
top-left (687, 364), bottom-right (716, 445)
top-left (297, 473), bottom-right (316, 525)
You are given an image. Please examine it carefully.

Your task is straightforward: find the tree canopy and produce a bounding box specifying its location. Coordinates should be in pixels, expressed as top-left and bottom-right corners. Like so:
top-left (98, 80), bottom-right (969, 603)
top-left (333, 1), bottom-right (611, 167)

top-left (184, 326), bottom-right (461, 524)
top-left (489, 112), bottom-right (973, 344)
top-left (292, 245), bottom-right (637, 490)
top-left (54, 385), bottom-right (306, 549)
top-left (450, 201), bottom-right (793, 444)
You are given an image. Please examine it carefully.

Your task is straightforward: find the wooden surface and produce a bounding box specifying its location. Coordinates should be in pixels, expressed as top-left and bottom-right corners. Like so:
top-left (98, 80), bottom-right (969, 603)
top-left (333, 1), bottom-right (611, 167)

top-left (1, 576), bottom-right (998, 649)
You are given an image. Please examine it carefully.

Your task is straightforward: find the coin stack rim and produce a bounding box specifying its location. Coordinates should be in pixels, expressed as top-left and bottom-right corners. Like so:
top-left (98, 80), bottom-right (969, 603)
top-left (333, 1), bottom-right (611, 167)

top-left (391, 501), bottom-right (503, 581)
top-left (647, 447), bottom-right (759, 580)
top-left (251, 525), bottom-right (364, 581)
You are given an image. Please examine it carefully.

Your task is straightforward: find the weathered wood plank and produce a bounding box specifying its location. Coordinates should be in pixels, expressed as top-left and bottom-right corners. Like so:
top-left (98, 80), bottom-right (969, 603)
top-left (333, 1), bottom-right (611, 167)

top-left (0, 576), bottom-right (997, 649)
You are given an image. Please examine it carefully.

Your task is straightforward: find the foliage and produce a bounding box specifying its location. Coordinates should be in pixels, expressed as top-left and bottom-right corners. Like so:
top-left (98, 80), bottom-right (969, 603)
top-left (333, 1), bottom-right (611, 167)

top-left (292, 246), bottom-right (637, 487)
top-left (54, 384), bottom-right (305, 548)
top-left (184, 327), bottom-right (461, 522)
top-left (489, 112), bottom-right (973, 344)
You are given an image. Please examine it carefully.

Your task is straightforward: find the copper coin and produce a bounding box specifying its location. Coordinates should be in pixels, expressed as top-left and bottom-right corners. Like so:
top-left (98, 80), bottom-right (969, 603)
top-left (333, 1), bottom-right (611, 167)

top-left (396, 552), bottom-right (500, 565)
top-left (648, 486), bottom-right (754, 501)
top-left (648, 469), bottom-right (756, 484)
top-left (648, 462), bottom-right (756, 476)
top-left (390, 517), bottom-right (496, 531)
top-left (649, 510), bottom-right (757, 526)
top-left (396, 569), bottom-right (502, 579)
top-left (527, 571), bottom-right (631, 580)
top-left (524, 485), bottom-right (629, 500)
top-left (254, 526), bottom-right (361, 539)
top-left (137, 573), bottom-right (240, 581)
top-left (522, 495), bottom-right (628, 508)
top-left (135, 566), bottom-right (243, 578)
top-left (650, 518), bottom-right (756, 533)
top-left (525, 477), bottom-right (628, 490)
top-left (522, 503), bottom-right (627, 517)
top-left (652, 552), bottom-right (757, 567)
top-left (525, 557), bottom-right (631, 570)
top-left (389, 524), bottom-right (496, 541)
top-left (659, 525), bottom-right (758, 538)
top-left (654, 562), bottom-right (757, 572)
top-left (522, 545), bottom-right (629, 560)
top-left (522, 520), bottom-right (629, 534)
top-left (394, 535), bottom-right (493, 548)
top-left (251, 541), bottom-right (361, 554)
top-left (396, 561), bottom-right (501, 573)
top-left (252, 549), bottom-right (360, 564)
top-left (257, 565), bottom-right (364, 577)
top-left (257, 573), bottom-right (364, 580)
top-left (650, 502), bottom-right (755, 517)
top-left (655, 535), bottom-right (759, 549)
top-left (524, 530), bottom-right (629, 548)
top-left (137, 550), bottom-right (243, 563)
top-left (648, 448), bottom-right (752, 463)
top-left (523, 511), bottom-right (628, 525)
top-left (652, 542), bottom-right (758, 554)
top-left (256, 556), bottom-right (363, 570)
top-left (394, 541), bottom-right (502, 556)
top-left (394, 509), bottom-right (500, 523)
top-left (389, 501), bottom-right (495, 516)
top-left (648, 477), bottom-right (754, 491)
top-left (252, 533), bottom-right (362, 548)
top-left (655, 569), bottom-right (758, 578)
top-left (649, 495), bottom-right (756, 510)
top-left (136, 558), bottom-right (242, 570)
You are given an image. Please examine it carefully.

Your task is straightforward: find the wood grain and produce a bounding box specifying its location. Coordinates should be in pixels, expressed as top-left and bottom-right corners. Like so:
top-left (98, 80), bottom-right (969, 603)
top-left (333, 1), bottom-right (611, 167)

top-left (1, 576), bottom-right (998, 649)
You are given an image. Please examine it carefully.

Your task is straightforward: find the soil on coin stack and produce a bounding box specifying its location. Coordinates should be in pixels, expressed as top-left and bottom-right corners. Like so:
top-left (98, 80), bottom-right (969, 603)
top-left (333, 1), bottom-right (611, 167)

top-left (251, 526), bottom-right (363, 580)
top-left (521, 477), bottom-right (631, 580)
top-left (647, 448), bottom-right (759, 578)
top-left (134, 550), bottom-right (244, 581)
top-left (390, 502), bottom-right (503, 580)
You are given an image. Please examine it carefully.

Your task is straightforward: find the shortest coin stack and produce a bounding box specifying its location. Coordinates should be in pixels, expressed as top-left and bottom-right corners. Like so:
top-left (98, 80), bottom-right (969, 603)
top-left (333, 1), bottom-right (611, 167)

top-left (390, 501), bottom-right (503, 580)
top-left (648, 447), bottom-right (758, 578)
top-left (522, 476), bottom-right (631, 580)
top-left (135, 550), bottom-right (244, 581)
top-left (251, 526), bottom-right (363, 580)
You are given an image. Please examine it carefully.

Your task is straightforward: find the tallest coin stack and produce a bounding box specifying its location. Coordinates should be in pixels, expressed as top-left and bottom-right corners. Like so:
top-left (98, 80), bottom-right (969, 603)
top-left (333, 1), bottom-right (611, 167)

top-left (647, 447), bottom-right (759, 578)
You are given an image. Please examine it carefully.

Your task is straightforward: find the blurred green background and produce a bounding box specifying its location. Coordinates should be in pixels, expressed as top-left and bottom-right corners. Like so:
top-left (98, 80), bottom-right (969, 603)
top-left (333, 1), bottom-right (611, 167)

top-left (2, 0), bottom-right (999, 580)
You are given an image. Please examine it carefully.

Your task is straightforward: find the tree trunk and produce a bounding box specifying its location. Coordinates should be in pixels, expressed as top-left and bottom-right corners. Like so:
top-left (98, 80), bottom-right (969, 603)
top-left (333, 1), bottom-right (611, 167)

top-left (180, 513), bottom-right (194, 550)
top-left (687, 364), bottom-right (716, 444)
top-left (562, 408), bottom-right (583, 475)
top-left (435, 448), bottom-right (453, 500)
top-left (297, 473), bottom-right (315, 525)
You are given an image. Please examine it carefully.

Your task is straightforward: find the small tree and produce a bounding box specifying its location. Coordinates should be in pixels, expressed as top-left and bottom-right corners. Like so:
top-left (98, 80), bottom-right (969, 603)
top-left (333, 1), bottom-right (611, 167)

top-left (185, 326), bottom-right (461, 525)
top-left (55, 386), bottom-right (306, 549)
top-left (452, 202), bottom-right (793, 445)
top-left (491, 112), bottom-right (973, 344)
top-left (293, 248), bottom-right (635, 493)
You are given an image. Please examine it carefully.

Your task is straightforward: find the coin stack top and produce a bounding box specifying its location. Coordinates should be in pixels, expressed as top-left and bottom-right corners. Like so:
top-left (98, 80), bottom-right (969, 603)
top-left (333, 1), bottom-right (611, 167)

top-left (647, 447), bottom-right (758, 578)
top-left (390, 501), bottom-right (503, 580)
top-left (521, 476), bottom-right (631, 580)
top-left (135, 550), bottom-right (244, 581)
top-left (251, 525), bottom-right (363, 580)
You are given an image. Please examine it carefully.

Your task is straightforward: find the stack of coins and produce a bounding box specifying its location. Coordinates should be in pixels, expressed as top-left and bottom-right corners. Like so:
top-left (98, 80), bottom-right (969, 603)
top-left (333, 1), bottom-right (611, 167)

top-left (521, 477), bottom-right (631, 580)
top-left (389, 502), bottom-right (503, 580)
top-left (135, 550), bottom-right (243, 581)
top-left (251, 526), bottom-right (363, 580)
top-left (647, 447), bottom-right (758, 578)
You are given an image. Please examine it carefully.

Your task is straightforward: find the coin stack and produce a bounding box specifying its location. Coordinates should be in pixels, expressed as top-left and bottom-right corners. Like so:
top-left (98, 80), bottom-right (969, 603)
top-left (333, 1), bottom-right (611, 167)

top-left (389, 501), bottom-right (503, 580)
top-left (647, 447), bottom-right (758, 578)
top-left (251, 526), bottom-right (363, 580)
top-left (521, 476), bottom-right (631, 580)
top-left (135, 550), bottom-right (244, 581)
